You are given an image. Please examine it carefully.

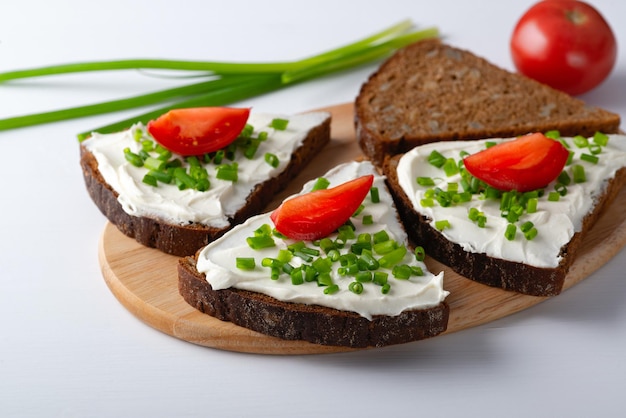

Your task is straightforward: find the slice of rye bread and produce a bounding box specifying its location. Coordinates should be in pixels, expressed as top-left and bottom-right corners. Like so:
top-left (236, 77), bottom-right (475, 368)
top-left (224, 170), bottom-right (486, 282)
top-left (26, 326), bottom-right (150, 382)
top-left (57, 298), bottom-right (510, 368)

top-left (80, 115), bottom-right (331, 257)
top-left (178, 256), bottom-right (449, 348)
top-left (383, 155), bottom-right (626, 297)
top-left (355, 39), bottom-right (621, 167)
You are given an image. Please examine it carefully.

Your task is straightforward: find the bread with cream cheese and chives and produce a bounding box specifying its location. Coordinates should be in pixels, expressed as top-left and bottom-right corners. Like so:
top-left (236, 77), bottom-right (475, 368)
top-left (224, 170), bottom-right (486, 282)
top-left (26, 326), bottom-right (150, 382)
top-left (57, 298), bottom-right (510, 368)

top-left (383, 133), bottom-right (626, 296)
top-left (80, 111), bottom-right (331, 256)
top-left (178, 161), bottom-right (449, 348)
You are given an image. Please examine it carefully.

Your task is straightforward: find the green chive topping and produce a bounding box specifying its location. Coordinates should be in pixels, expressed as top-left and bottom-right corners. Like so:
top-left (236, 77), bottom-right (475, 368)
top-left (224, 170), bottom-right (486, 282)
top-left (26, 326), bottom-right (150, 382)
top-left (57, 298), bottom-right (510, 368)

top-left (270, 118), bottom-right (289, 131)
top-left (572, 164), bottom-right (586, 183)
top-left (370, 187), bottom-right (380, 203)
top-left (236, 257), bottom-right (256, 270)
top-left (504, 224), bottom-right (517, 241)
top-left (311, 177), bottom-right (330, 191)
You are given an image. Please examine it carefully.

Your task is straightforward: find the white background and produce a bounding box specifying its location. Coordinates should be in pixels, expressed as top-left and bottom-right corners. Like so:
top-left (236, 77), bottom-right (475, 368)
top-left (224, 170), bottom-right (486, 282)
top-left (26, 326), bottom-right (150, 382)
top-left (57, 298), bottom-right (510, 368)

top-left (1, 1), bottom-right (625, 417)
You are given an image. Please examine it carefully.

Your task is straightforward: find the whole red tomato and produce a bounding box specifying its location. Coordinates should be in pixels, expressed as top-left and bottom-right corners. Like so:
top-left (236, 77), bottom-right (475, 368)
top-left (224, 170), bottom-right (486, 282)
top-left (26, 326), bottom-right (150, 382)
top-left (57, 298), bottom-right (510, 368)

top-left (510, 0), bottom-right (617, 95)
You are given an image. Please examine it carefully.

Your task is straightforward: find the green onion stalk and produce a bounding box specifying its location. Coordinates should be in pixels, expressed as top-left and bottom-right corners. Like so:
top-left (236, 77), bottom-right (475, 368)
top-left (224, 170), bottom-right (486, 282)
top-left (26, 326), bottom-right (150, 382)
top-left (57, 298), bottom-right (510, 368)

top-left (0, 20), bottom-right (439, 140)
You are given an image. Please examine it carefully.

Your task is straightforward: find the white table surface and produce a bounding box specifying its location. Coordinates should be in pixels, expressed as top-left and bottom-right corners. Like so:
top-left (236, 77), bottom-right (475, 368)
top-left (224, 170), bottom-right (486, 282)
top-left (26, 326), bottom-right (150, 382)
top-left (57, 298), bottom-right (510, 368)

top-left (2, 1), bottom-right (625, 417)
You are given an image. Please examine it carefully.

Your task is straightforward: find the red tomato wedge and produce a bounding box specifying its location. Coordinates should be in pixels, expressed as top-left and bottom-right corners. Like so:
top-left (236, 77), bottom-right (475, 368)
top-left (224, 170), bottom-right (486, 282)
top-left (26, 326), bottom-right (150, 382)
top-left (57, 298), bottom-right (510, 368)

top-left (147, 107), bottom-right (250, 156)
top-left (463, 133), bottom-right (569, 192)
top-left (270, 175), bottom-right (375, 241)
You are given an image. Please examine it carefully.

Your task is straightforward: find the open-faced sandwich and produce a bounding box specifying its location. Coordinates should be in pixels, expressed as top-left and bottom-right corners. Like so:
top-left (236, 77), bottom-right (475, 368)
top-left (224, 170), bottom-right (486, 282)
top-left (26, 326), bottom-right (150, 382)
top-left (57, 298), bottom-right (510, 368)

top-left (178, 161), bottom-right (450, 348)
top-left (80, 107), bottom-right (331, 256)
top-left (383, 131), bottom-right (626, 296)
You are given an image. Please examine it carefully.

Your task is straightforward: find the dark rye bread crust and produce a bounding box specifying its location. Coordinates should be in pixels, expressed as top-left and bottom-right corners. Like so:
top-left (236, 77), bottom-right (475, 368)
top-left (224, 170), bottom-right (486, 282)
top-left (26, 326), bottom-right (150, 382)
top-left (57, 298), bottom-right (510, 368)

top-left (355, 40), bottom-right (621, 167)
top-left (383, 155), bottom-right (626, 297)
top-left (80, 116), bottom-right (331, 256)
top-left (177, 256), bottom-right (449, 348)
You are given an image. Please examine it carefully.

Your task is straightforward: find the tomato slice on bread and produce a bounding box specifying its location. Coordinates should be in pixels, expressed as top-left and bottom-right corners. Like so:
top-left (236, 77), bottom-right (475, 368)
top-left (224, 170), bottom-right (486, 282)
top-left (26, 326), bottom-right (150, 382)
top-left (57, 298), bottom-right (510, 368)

top-left (463, 133), bottom-right (569, 192)
top-left (271, 175), bottom-right (375, 241)
top-left (147, 107), bottom-right (250, 156)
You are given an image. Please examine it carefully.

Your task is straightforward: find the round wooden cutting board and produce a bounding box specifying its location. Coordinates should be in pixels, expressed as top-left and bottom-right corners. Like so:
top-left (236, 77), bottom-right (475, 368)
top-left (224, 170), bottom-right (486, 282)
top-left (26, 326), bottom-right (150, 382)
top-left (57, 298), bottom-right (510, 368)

top-left (98, 102), bottom-right (626, 355)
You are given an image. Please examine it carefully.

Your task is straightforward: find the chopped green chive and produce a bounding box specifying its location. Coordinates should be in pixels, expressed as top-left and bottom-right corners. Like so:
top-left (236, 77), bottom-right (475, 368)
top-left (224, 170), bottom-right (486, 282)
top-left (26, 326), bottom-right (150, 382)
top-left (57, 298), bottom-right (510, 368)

top-left (123, 148), bottom-right (144, 167)
top-left (580, 153), bottom-right (599, 164)
top-left (593, 132), bottom-right (609, 146)
top-left (548, 191), bottom-right (560, 202)
top-left (417, 176), bottom-right (435, 186)
top-left (572, 164), bottom-right (586, 183)
top-left (428, 150), bottom-right (446, 168)
top-left (216, 164), bottom-right (238, 182)
top-left (311, 177), bottom-right (330, 191)
top-left (324, 284), bottom-right (340, 295)
top-left (370, 187), bottom-right (380, 203)
top-left (236, 257), bottom-right (256, 270)
top-left (443, 158), bottom-right (459, 176)
top-left (504, 224), bottom-right (517, 241)
top-left (434, 219), bottom-right (450, 231)
top-left (557, 171), bottom-right (571, 186)
top-left (246, 235), bottom-right (275, 250)
top-left (544, 130), bottom-right (561, 139)
top-left (348, 281), bottom-right (364, 294)
top-left (573, 135), bottom-right (589, 148)
top-left (270, 118), bottom-right (289, 130)
top-left (362, 214), bottom-right (373, 225)
top-left (414, 246), bottom-right (426, 262)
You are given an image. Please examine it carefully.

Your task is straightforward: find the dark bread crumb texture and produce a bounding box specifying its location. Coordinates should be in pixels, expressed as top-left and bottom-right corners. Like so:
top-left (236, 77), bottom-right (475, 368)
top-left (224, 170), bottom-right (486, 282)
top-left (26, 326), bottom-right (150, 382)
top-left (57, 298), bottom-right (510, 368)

top-left (355, 39), bottom-right (621, 166)
top-left (178, 256), bottom-right (449, 348)
top-left (383, 155), bottom-right (626, 297)
top-left (80, 117), bottom-right (331, 257)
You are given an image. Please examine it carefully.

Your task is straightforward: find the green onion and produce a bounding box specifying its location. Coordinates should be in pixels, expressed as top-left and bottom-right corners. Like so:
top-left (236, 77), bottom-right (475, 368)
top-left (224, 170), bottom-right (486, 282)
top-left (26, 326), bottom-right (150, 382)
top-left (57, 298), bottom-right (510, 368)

top-left (544, 130), bottom-right (561, 139)
top-left (348, 281), bottom-right (364, 294)
top-left (370, 187), bottom-right (380, 203)
top-left (504, 224), bottom-right (517, 241)
top-left (362, 214), bottom-right (373, 225)
top-left (526, 197), bottom-right (538, 213)
top-left (123, 148), bottom-right (144, 167)
top-left (236, 257), bottom-right (256, 271)
top-left (142, 174), bottom-right (157, 187)
top-left (580, 153), bottom-right (599, 164)
top-left (524, 227), bottom-right (538, 241)
top-left (572, 164), bottom-right (586, 183)
top-left (264, 152), bottom-right (280, 168)
top-left (324, 284), bottom-right (340, 295)
top-left (417, 177), bottom-right (435, 186)
top-left (557, 171), bottom-right (571, 186)
top-left (0, 20), bottom-right (440, 136)
top-left (434, 219), bottom-right (450, 231)
top-left (270, 118), bottom-right (289, 130)
top-left (378, 246), bottom-right (407, 268)
top-left (414, 246), bottom-right (425, 262)
top-left (246, 235), bottom-right (275, 250)
top-left (443, 158), bottom-right (459, 176)
top-left (392, 264), bottom-right (412, 279)
top-left (573, 135), bottom-right (589, 148)
top-left (381, 283), bottom-right (391, 294)
top-left (593, 132), bottom-right (609, 146)
top-left (311, 177), bottom-right (330, 191)
top-left (428, 150), bottom-right (446, 168)
top-left (555, 183), bottom-right (568, 197)
top-left (373, 271), bottom-right (388, 286)
top-left (216, 164), bottom-right (238, 182)
top-left (548, 191), bottom-right (560, 202)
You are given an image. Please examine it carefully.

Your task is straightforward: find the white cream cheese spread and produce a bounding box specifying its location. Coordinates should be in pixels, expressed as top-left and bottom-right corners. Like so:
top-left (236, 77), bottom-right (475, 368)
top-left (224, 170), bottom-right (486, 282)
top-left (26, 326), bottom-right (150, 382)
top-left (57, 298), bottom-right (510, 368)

top-left (196, 161), bottom-right (448, 320)
top-left (82, 111), bottom-right (330, 228)
top-left (396, 134), bottom-right (626, 268)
